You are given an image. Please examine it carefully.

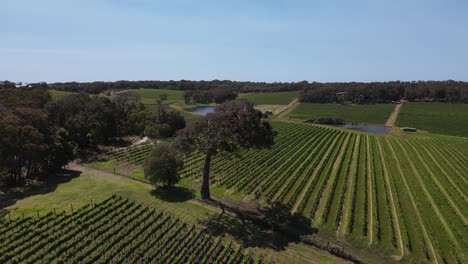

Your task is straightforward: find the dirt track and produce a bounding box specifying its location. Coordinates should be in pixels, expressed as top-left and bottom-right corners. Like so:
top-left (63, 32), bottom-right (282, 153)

top-left (274, 98), bottom-right (299, 116)
top-left (385, 102), bottom-right (402, 127)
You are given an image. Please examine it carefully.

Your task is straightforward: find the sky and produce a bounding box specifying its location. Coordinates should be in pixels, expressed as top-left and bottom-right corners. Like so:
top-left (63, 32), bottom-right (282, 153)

top-left (1, 0), bottom-right (468, 83)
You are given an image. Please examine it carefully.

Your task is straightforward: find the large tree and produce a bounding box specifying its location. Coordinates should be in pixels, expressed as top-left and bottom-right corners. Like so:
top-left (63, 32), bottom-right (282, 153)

top-left (176, 99), bottom-right (275, 199)
top-left (144, 143), bottom-right (183, 188)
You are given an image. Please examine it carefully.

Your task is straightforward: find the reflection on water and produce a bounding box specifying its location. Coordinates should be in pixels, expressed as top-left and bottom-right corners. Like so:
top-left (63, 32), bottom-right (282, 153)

top-left (192, 106), bottom-right (216, 115)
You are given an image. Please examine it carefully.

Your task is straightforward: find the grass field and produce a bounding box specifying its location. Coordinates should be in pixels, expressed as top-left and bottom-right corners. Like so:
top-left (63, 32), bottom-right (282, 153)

top-left (126, 89), bottom-right (201, 124)
top-left (286, 103), bottom-right (395, 124)
top-left (396, 102), bottom-right (468, 137)
top-left (3, 169), bottom-right (347, 264)
top-left (1, 196), bottom-right (258, 264)
top-left (130, 89), bottom-right (184, 105)
top-left (92, 121), bottom-right (468, 263)
top-left (49, 90), bottom-right (77, 100)
top-left (239, 91), bottom-right (298, 105)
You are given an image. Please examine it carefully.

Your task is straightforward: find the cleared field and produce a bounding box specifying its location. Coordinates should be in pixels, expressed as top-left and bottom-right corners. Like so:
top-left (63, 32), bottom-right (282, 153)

top-left (130, 88), bottom-right (184, 105)
top-left (95, 121), bottom-right (468, 263)
top-left (49, 90), bottom-right (77, 100)
top-left (286, 103), bottom-right (395, 124)
top-left (1, 196), bottom-right (258, 264)
top-left (396, 102), bottom-right (468, 137)
top-left (239, 91), bottom-right (298, 105)
top-left (127, 89), bottom-right (200, 124)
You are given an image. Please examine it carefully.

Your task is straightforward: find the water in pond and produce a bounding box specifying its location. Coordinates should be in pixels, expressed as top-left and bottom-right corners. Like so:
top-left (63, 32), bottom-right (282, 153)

top-left (192, 106), bottom-right (216, 115)
top-left (332, 123), bottom-right (391, 134)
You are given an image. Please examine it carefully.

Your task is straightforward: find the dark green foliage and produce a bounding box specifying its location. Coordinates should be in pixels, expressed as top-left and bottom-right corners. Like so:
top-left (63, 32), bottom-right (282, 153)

top-left (299, 81), bottom-right (468, 103)
top-left (0, 107), bottom-right (77, 185)
top-left (47, 94), bottom-right (117, 147)
top-left (305, 118), bottom-right (345, 125)
top-left (176, 99), bottom-right (275, 199)
top-left (144, 143), bottom-right (183, 187)
top-left (190, 88), bottom-right (238, 104)
top-left (0, 88), bottom-right (163, 187)
top-left (0, 87), bottom-right (51, 108)
top-left (144, 102), bottom-right (186, 139)
top-left (48, 80), bottom-right (468, 103)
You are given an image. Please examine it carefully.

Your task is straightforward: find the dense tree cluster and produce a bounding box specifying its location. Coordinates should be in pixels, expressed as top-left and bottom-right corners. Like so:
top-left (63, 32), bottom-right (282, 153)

top-left (0, 88), bottom-right (185, 187)
top-left (144, 103), bottom-right (186, 139)
top-left (46, 80), bottom-right (305, 94)
top-left (32, 80), bottom-right (467, 103)
top-left (299, 81), bottom-right (468, 103)
top-left (4, 79), bottom-right (467, 102)
top-left (0, 88), bottom-right (78, 185)
top-left (189, 89), bottom-right (238, 104)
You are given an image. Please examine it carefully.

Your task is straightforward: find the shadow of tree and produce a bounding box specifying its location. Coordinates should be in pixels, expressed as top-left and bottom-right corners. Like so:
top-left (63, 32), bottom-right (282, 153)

top-left (198, 201), bottom-right (317, 251)
top-left (1, 169), bottom-right (81, 209)
top-left (150, 186), bottom-right (195, 202)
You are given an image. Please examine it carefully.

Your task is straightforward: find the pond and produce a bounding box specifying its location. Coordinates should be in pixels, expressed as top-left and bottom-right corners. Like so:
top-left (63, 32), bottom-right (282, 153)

top-left (332, 123), bottom-right (391, 134)
top-left (192, 106), bottom-right (216, 115)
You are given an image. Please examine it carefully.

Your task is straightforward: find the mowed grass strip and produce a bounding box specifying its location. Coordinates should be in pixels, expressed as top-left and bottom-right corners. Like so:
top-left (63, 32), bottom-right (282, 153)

top-left (396, 102), bottom-right (468, 137)
top-left (130, 88), bottom-right (185, 105)
top-left (49, 90), bottom-right (77, 100)
top-left (239, 91), bottom-right (298, 105)
top-left (287, 103), bottom-right (394, 124)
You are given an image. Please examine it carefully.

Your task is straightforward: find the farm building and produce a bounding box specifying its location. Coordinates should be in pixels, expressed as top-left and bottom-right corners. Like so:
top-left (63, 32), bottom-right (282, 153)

top-left (401, 127), bottom-right (417, 132)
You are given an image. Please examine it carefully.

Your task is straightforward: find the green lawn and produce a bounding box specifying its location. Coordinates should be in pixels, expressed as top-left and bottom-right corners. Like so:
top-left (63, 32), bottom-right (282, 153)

top-left (396, 102), bottom-right (468, 137)
top-left (3, 170), bottom-right (347, 264)
top-left (130, 89), bottom-right (184, 105)
top-left (286, 103), bottom-right (395, 124)
top-left (239, 91), bottom-right (298, 105)
top-left (129, 89), bottom-right (200, 124)
top-left (49, 90), bottom-right (77, 100)
top-left (5, 172), bottom-right (211, 223)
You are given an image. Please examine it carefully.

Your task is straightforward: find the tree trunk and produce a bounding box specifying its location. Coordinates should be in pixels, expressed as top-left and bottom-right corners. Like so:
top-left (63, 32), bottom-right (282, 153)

top-left (201, 150), bottom-right (212, 200)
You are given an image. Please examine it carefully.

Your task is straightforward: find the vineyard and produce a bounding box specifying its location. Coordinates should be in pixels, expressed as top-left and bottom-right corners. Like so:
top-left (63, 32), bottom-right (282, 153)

top-left (94, 121), bottom-right (468, 263)
top-left (0, 196), bottom-right (259, 264)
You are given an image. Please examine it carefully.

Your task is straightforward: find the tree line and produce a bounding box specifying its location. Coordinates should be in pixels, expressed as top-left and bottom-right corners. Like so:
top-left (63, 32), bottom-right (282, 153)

top-left (183, 89), bottom-right (238, 104)
top-left (299, 81), bottom-right (468, 103)
top-left (0, 88), bottom-right (185, 187)
top-left (3, 79), bottom-right (467, 103)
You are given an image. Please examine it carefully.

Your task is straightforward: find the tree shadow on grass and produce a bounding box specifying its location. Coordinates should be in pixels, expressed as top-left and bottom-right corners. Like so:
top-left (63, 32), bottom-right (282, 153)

top-left (198, 201), bottom-right (317, 251)
top-left (149, 186), bottom-right (195, 202)
top-left (1, 169), bottom-right (81, 210)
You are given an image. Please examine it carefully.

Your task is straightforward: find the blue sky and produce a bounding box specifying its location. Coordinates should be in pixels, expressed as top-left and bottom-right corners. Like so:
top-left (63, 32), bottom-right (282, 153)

top-left (1, 0), bottom-right (467, 83)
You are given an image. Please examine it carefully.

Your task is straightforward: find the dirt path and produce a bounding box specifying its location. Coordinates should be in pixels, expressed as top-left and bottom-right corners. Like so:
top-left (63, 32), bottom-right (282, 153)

top-left (385, 102), bottom-right (403, 127)
top-left (275, 98), bottom-right (299, 116)
top-left (70, 163), bottom-right (154, 187)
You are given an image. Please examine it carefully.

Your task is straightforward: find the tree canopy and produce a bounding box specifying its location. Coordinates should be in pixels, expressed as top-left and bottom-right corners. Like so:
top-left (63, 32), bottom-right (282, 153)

top-left (176, 99), bottom-right (275, 199)
top-left (144, 143), bottom-right (183, 188)
top-left (0, 88), bottom-right (186, 187)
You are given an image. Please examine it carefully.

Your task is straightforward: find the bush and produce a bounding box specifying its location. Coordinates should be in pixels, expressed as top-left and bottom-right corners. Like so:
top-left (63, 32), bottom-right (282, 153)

top-left (143, 143), bottom-right (183, 187)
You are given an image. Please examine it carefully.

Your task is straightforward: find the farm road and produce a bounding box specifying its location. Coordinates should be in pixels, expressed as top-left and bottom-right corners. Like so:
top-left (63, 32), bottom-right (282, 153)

top-left (385, 102), bottom-right (403, 127)
top-left (275, 98), bottom-right (299, 116)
